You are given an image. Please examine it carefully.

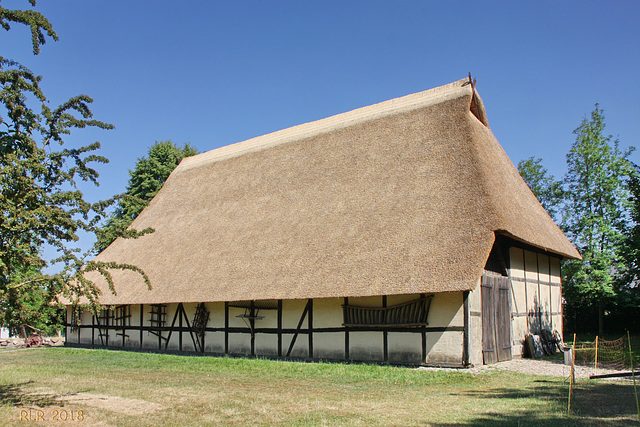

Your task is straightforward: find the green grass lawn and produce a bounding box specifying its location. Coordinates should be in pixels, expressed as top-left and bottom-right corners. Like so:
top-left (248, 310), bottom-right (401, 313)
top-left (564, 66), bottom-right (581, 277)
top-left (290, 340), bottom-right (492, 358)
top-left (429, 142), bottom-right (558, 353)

top-left (0, 347), bottom-right (638, 426)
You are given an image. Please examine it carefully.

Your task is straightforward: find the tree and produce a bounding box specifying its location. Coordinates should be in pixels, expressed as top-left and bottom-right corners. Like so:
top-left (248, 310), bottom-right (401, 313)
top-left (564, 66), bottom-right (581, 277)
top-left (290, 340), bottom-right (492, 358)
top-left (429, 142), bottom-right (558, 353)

top-left (610, 166), bottom-right (640, 331)
top-left (0, 1), bottom-right (150, 333)
top-left (517, 156), bottom-right (564, 220)
top-left (96, 141), bottom-right (198, 252)
top-left (561, 104), bottom-right (634, 335)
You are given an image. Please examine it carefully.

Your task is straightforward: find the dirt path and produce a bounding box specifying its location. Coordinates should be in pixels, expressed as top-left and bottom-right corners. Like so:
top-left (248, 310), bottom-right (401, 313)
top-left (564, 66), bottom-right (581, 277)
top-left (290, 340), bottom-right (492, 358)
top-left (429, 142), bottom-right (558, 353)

top-left (421, 358), bottom-right (623, 379)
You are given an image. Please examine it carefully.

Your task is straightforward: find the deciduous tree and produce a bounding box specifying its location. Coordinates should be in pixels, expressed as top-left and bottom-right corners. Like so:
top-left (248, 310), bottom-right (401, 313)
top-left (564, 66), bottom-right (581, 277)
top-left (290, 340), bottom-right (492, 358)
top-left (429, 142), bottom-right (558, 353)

top-left (561, 105), bottom-right (634, 334)
top-left (517, 156), bottom-right (564, 220)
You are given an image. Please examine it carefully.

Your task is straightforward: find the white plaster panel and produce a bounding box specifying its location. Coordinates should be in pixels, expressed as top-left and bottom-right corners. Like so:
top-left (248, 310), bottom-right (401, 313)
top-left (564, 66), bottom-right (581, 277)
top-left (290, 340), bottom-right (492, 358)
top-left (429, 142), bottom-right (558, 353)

top-left (526, 282), bottom-right (539, 314)
top-left (208, 302), bottom-right (225, 328)
top-left (349, 331), bottom-right (383, 361)
top-left (550, 258), bottom-right (561, 284)
top-left (313, 298), bottom-right (343, 328)
top-left (511, 278), bottom-right (527, 316)
top-left (228, 330), bottom-right (251, 355)
top-left (205, 332), bottom-right (225, 353)
top-left (524, 250), bottom-right (539, 282)
top-left (255, 333), bottom-right (278, 356)
top-left (551, 286), bottom-right (562, 314)
top-left (314, 332), bottom-right (345, 360)
top-left (282, 299), bottom-right (307, 329)
top-left (537, 253), bottom-right (550, 284)
top-left (387, 332), bottom-right (422, 364)
top-left (429, 292), bottom-right (462, 327)
top-left (509, 247), bottom-right (525, 279)
top-left (425, 331), bottom-right (463, 364)
top-left (282, 333), bottom-right (309, 358)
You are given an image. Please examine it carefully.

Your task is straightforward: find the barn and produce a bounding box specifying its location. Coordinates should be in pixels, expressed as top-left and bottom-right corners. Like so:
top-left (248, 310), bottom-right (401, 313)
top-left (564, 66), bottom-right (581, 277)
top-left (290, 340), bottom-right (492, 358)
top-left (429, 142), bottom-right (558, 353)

top-left (65, 77), bottom-right (580, 366)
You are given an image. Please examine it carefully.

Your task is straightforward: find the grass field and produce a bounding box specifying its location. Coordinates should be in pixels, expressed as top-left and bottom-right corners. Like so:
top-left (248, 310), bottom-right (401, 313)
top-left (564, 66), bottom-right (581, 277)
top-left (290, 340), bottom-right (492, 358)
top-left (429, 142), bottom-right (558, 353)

top-left (0, 347), bottom-right (638, 426)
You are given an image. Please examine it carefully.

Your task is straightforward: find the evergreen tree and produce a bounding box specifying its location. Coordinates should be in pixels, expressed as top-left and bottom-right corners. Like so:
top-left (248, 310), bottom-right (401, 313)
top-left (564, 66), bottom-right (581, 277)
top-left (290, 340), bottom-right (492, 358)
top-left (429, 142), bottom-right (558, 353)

top-left (96, 141), bottom-right (198, 252)
top-left (561, 105), bottom-right (634, 334)
top-left (517, 156), bottom-right (564, 220)
top-left (0, 1), bottom-right (150, 331)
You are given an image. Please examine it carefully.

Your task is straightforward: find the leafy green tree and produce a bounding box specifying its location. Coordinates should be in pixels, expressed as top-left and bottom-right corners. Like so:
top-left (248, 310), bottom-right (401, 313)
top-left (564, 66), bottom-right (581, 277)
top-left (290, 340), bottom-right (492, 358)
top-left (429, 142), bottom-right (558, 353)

top-left (0, 1), bottom-right (150, 332)
top-left (96, 141), bottom-right (198, 252)
top-left (611, 166), bottom-right (640, 330)
top-left (561, 105), bottom-right (634, 335)
top-left (517, 156), bottom-right (564, 220)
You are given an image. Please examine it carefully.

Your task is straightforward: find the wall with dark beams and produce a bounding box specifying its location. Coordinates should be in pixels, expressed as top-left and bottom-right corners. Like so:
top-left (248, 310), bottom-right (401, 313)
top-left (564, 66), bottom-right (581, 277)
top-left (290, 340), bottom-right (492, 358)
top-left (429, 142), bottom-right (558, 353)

top-left (65, 292), bottom-right (468, 366)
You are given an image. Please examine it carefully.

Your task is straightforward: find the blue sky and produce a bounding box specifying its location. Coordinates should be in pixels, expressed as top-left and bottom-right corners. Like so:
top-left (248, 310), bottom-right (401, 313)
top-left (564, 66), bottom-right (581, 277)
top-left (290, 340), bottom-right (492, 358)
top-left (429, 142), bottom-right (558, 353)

top-left (3, 0), bottom-right (640, 255)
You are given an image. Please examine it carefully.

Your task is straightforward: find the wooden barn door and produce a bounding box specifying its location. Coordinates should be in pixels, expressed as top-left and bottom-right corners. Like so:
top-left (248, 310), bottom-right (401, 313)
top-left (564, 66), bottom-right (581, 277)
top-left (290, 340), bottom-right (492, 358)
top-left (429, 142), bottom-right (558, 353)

top-left (482, 273), bottom-right (512, 364)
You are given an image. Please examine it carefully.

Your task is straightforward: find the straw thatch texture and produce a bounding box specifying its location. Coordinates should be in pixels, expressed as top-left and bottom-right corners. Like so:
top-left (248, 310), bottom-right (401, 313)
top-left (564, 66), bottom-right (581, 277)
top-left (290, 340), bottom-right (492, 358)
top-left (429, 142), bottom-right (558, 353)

top-left (85, 78), bottom-right (579, 305)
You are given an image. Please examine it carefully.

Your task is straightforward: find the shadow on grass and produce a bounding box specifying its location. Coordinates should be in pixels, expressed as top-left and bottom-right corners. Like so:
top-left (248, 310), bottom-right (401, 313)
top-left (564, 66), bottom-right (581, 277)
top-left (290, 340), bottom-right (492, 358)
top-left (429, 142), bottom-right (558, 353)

top-left (0, 381), bottom-right (58, 407)
top-left (431, 380), bottom-right (639, 426)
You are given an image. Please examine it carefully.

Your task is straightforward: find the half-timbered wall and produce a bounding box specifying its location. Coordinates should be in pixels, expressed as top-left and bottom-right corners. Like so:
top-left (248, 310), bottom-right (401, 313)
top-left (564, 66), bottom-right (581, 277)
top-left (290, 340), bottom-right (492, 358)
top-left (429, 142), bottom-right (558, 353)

top-left (509, 247), bottom-right (563, 357)
top-left (65, 292), bottom-right (467, 366)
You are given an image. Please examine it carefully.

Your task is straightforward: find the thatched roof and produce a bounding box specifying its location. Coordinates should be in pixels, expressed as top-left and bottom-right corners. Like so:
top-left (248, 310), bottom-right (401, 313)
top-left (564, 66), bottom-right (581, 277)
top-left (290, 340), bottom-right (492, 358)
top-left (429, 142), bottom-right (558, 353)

top-left (86, 78), bottom-right (579, 305)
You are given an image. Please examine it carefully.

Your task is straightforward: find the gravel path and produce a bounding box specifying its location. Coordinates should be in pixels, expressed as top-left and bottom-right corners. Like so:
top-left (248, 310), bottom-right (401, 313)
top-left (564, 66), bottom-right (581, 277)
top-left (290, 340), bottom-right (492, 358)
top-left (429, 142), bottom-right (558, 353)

top-left (468, 357), bottom-right (619, 379)
top-left (421, 358), bottom-right (622, 379)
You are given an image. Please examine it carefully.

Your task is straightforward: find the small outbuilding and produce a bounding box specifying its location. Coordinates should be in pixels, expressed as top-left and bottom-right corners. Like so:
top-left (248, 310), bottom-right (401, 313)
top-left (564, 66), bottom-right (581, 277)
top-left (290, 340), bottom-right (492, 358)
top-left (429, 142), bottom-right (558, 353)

top-left (65, 77), bottom-right (580, 366)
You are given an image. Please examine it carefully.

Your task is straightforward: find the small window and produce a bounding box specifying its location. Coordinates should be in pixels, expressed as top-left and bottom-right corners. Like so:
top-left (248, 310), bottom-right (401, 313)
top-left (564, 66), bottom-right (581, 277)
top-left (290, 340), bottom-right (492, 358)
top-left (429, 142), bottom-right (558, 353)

top-left (69, 310), bottom-right (80, 332)
top-left (148, 304), bottom-right (167, 340)
top-left (114, 305), bottom-right (131, 329)
top-left (97, 307), bottom-right (114, 326)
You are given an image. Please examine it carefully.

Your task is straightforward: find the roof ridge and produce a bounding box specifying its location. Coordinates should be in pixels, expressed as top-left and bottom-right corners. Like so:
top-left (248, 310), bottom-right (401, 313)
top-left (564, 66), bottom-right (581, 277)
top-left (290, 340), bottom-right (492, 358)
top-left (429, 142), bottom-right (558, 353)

top-left (177, 77), bottom-right (472, 172)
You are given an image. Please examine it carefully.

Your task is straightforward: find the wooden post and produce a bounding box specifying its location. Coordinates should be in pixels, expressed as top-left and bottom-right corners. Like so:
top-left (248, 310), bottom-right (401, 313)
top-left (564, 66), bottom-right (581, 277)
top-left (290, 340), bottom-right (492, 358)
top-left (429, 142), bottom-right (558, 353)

top-left (105, 309), bottom-right (109, 347)
top-left (308, 299), bottom-right (313, 359)
top-left (421, 293), bottom-right (427, 363)
top-left (64, 309), bottom-right (68, 344)
top-left (463, 290), bottom-right (470, 366)
top-left (122, 307), bottom-right (126, 348)
top-left (628, 331), bottom-right (640, 423)
top-left (224, 302), bottom-right (229, 354)
top-left (250, 300), bottom-right (255, 357)
top-left (179, 304), bottom-right (183, 352)
top-left (594, 336), bottom-right (599, 375)
top-left (139, 304), bottom-right (144, 349)
top-left (568, 333), bottom-right (576, 414)
top-left (277, 300), bottom-right (283, 357)
top-left (382, 296), bottom-right (388, 363)
top-left (344, 297), bottom-right (350, 360)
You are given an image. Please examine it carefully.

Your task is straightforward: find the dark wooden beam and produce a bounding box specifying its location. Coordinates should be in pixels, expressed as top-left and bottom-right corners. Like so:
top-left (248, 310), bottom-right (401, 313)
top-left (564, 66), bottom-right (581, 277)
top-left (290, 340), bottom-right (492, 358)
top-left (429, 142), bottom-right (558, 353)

top-left (344, 297), bottom-right (349, 360)
top-left (250, 300), bottom-right (255, 357)
top-left (165, 303), bottom-right (182, 350)
top-left (285, 300), bottom-right (310, 357)
top-left (308, 299), bottom-right (313, 359)
top-left (139, 304), bottom-right (144, 349)
top-left (382, 296), bottom-right (388, 362)
top-left (277, 299), bottom-right (283, 357)
top-left (420, 293), bottom-right (427, 363)
top-left (463, 291), bottom-right (470, 366)
top-left (73, 323), bottom-right (465, 335)
top-left (224, 302), bottom-right (229, 354)
top-left (179, 304), bottom-right (183, 351)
